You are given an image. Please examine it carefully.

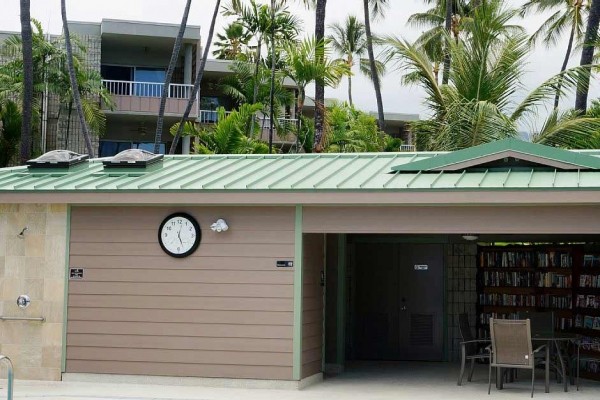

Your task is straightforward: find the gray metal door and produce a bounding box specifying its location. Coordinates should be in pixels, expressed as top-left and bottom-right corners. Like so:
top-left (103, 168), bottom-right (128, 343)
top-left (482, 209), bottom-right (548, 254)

top-left (352, 240), bottom-right (444, 361)
top-left (397, 243), bottom-right (444, 361)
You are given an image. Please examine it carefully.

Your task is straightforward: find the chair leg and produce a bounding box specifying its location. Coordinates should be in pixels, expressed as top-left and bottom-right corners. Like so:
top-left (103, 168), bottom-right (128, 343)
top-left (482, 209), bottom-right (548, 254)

top-left (488, 364), bottom-right (493, 395)
top-left (468, 358), bottom-right (475, 382)
top-left (531, 368), bottom-right (535, 398)
top-left (458, 345), bottom-right (466, 386)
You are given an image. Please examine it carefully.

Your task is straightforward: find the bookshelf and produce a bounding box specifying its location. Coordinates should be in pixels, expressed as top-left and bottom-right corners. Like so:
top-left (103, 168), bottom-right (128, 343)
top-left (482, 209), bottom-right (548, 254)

top-left (573, 249), bottom-right (600, 378)
top-left (477, 244), bottom-right (600, 381)
top-left (477, 245), bottom-right (575, 337)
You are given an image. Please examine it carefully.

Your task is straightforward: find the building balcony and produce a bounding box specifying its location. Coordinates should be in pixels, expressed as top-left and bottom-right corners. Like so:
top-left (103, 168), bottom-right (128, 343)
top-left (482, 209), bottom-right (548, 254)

top-left (102, 79), bottom-right (198, 118)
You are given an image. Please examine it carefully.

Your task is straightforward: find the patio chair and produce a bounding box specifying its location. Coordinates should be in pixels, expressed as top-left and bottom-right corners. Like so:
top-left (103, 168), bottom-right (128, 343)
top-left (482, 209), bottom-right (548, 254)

top-left (488, 318), bottom-right (546, 398)
top-left (457, 313), bottom-right (490, 386)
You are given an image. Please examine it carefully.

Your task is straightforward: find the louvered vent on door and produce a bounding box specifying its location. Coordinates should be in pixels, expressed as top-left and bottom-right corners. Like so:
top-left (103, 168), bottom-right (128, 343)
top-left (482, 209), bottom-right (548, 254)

top-left (410, 313), bottom-right (434, 346)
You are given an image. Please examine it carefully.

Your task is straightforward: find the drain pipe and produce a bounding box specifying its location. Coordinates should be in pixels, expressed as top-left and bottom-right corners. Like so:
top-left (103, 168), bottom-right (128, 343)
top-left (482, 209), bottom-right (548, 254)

top-left (0, 355), bottom-right (14, 400)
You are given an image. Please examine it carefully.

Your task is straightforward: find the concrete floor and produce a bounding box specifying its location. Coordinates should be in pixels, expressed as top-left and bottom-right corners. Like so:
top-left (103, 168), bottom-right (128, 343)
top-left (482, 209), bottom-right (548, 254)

top-left (5, 362), bottom-right (600, 400)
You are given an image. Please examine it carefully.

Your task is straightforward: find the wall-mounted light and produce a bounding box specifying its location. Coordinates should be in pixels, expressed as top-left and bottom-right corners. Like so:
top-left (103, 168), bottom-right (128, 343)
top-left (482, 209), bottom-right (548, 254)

top-left (17, 227), bottom-right (28, 239)
top-left (210, 219), bottom-right (229, 233)
top-left (462, 234), bottom-right (479, 241)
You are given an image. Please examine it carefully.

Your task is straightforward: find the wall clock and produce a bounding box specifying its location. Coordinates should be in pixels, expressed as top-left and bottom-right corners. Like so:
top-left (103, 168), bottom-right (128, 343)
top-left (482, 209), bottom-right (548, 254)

top-left (158, 213), bottom-right (201, 258)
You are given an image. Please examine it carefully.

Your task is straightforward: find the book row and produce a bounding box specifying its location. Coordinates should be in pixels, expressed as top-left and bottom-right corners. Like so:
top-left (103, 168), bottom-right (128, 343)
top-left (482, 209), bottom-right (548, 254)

top-left (537, 272), bottom-right (572, 288)
top-left (539, 295), bottom-right (572, 310)
top-left (579, 336), bottom-right (600, 352)
top-left (580, 275), bottom-right (600, 288)
top-left (479, 294), bottom-right (536, 307)
top-left (576, 295), bottom-right (600, 309)
top-left (575, 314), bottom-right (600, 330)
top-left (481, 271), bottom-right (534, 287)
top-left (479, 250), bottom-right (572, 269)
top-left (584, 255), bottom-right (600, 268)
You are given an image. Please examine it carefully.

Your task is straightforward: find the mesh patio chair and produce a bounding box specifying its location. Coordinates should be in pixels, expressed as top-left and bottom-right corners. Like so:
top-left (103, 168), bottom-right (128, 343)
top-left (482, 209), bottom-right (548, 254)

top-left (488, 318), bottom-right (546, 398)
top-left (458, 313), bottom-right (490, 386)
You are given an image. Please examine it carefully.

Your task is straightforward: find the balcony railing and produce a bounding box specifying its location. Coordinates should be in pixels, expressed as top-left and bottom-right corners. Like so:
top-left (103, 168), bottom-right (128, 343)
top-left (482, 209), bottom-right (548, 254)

top-left (198, 109), bottom-right (232, 124)
top-left (400, 144), bottom-right (416, 152)
top-left (102, 79), bottom-right (194, 99)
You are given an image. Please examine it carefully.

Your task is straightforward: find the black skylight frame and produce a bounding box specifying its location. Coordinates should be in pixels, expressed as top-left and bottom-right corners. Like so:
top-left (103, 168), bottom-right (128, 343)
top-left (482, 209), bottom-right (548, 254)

top-left (102, 149), bottom-right (164, 169)
top-left (27, 150), bottom-right (89, 169)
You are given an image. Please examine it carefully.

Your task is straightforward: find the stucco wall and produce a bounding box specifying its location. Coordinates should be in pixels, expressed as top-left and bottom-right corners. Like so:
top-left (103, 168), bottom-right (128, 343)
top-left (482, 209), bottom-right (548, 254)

top-left (0, 204), bottom-right (68, 380)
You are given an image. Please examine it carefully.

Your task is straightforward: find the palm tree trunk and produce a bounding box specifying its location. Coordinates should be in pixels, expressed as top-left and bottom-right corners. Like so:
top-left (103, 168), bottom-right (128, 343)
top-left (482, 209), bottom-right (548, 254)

top-left (313, 0), bottom-right (327, 152)
top-left (575, 0), bottom-right (600, 112)
top-left (252, 37), bottom-right (263, 104)
top-left (363, 0), bottom-right (385, 130)
top-left (268, 0), bottom-right (276, 153)
top-left (19, 0), bottom-right (33, 163)
top-left (169, 0), bottom-right (221, 154)
top-left (442, 0), bottom-right (452, 85)
top-left (348, 75), bottom-right (353, 106)
top-left (65, 101), bottom-right (73, 149)
top-left (154, 0), bottom-right (192, 154)
top-left (554, 24), bottom-right (576, 109)
top-left (61, 0), bottom-right (94, 156)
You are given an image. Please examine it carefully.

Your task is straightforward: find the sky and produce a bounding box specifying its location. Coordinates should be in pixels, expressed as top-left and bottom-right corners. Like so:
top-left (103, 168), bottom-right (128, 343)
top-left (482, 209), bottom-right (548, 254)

top-left (0, 0), bottom-right (598, 132)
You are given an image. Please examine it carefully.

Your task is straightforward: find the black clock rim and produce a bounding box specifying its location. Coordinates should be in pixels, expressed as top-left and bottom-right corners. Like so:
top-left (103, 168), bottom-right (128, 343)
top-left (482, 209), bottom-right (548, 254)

top-left (158, 212), bottom-right (202, 258)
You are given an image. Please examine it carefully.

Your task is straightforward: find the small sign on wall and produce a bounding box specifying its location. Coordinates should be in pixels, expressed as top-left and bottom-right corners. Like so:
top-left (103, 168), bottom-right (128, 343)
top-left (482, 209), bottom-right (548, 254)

top-left (69, 268), bottom-right (84, 280)
top-left (414, 264), bottom-right (429, 271)
top-left (277, 261), bottom-right (294, 268)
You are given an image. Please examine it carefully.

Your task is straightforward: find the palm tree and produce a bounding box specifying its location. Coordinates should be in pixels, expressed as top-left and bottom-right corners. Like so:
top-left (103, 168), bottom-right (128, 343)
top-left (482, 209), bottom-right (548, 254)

top-left (575, 0), bottom-right (600, 112)
top-left (170, 104), bottom-right (269, 154)
top-left (224, 0), bottom-right (300, 104)
top-left (0, 100), bottom-right (22, 167)
top-left (19, 0), bottom-right (32, 163)
top-left (329, 16), bottom-right (367, 106)
top-left (169, 0), bottom-right (221, 154)
top-left (386, 0), bottom-right (600, 150)
top-left (213, 22), bottom-right (250, 60)
top-left (363, 0), bottom-right (387, 131)
top-left (313, 0), bottom-right (327, 152)
top-left (522, 0), bottom-right (587, 109)
top-left (153, 0), bottom-right (192, 154)
top-left (408, 0), bottom-right (471, 83)
top-left (219, 61), bottom-right (294, 112)
top-left (280, 37), bottom-right (347, 147)
top-left (61, 0), bottom-right (94, 156)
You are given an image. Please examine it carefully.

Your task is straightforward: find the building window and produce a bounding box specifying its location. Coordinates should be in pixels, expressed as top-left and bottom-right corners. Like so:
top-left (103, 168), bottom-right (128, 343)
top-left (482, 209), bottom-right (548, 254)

top-left (99, 140), bottom-right (166, 157)
top-left (134, 68), bottom-right (166, 97)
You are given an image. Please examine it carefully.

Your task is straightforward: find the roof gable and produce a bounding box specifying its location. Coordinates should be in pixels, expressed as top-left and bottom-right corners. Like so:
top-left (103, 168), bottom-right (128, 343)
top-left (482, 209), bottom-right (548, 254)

top-left (391, 139), bottom-right (600, 172)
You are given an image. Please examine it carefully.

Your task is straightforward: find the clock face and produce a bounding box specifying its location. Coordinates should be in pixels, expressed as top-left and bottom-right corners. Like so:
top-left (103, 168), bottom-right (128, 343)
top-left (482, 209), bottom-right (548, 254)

top-left (158, 213), bottom-right (201, 258)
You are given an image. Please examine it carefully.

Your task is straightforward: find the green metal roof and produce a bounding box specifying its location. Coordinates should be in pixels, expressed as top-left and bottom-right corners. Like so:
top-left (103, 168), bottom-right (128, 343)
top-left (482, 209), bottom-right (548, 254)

top-left (2, 146), bottom-right (600, 192)
top-left (391, 139), bottom-right (600, 172)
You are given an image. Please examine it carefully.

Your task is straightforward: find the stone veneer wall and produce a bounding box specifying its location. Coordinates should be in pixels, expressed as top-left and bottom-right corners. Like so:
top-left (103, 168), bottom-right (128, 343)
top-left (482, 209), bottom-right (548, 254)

top-left (446, 243), bottom-right (478, 362)
top-left (0, 204), bottom-right (68, 380)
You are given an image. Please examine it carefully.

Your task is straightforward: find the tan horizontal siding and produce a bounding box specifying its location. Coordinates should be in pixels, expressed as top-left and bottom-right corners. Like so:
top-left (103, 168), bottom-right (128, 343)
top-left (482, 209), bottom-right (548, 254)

top-left (67, 321), bottom-right (293, 338)
top-left (66, 360), bottom-right (293, 380)
top-left (72, 268), bottom-right (294, 284)
top-left (66, 206), bottom-right (296, 380)
top-left (67, 308), bottom-right (292, 325)
top-left (68, 295), bottom-right (294, 311)
top-left (69, 242), bottom-right (295, 258)
top-left (68, 282), bottom-right (292, 298)
top-left (67, 347), bottom-right (292, 366)
top-left (301, 233), bottom-right (324, 379)
top-left (70, 207), bottom-right (294, 231)
top-left (70, 229), bottom-right (294, 244)
top-left (69, 256), bottom-right (288, 270)
top-left (67, 334), bottom-right (293, 353)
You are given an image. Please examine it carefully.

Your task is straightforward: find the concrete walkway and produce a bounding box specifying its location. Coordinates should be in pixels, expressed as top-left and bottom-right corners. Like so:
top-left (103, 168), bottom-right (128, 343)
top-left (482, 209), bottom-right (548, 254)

top-left (5, 362), bottom-right (600, 400)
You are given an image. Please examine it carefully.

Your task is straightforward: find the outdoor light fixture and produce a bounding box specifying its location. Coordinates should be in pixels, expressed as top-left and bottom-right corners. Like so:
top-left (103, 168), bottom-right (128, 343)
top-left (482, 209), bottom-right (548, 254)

top-left (17, 227), bottom-right (28, 239)
top-left (16, 295), bottom-right (31, 309)
top-left (462, 234), bottom-right (479, 241)
top-left (210, 219), bottom-right (229, 233)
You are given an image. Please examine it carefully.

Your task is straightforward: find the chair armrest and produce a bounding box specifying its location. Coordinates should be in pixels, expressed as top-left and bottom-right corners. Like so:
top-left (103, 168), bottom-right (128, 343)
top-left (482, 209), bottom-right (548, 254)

top-left (460, 339), bottom-right (491, 345)
top-left (485, 344), bottom-right (492, 352)
top-left (533, 345), bottom-right (546, 354)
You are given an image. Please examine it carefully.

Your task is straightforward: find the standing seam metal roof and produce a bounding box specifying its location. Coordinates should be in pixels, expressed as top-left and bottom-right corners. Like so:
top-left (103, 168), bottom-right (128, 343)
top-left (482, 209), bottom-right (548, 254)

top-left (3, 150), bottom-right (600, 192)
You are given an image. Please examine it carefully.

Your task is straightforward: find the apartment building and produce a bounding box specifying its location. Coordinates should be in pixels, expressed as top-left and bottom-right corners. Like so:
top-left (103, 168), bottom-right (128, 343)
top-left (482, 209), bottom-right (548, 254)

top-left (1, 18), bottom-right (419, 156)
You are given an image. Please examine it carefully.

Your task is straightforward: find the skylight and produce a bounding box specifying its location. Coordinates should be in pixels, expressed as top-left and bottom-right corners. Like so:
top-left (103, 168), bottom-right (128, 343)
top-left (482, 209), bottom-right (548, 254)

top-left (102, 149), bottom-right (164, 169)
top-left (27, 150), bottom-right (88, 169)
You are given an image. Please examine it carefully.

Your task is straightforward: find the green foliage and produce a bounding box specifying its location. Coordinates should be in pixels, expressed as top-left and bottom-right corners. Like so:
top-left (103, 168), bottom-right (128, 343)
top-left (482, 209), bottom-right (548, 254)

top-left (0, 100), bottom-right (22, 167)
top-left (387, 0), bottom-right (600, 151)
top-left (170, 104), bottom-right (270, 154)
top-left (0, 19), bottom-right (112, 147)
top-left (213, 22), bottom-right (251, 60)
top-left (324, 103), bottom-right (390, 152)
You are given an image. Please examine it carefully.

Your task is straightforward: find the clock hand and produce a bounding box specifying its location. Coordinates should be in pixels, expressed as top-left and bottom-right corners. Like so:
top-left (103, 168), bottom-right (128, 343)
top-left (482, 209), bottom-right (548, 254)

top-left (178, 226), bottom-right (183, 246)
